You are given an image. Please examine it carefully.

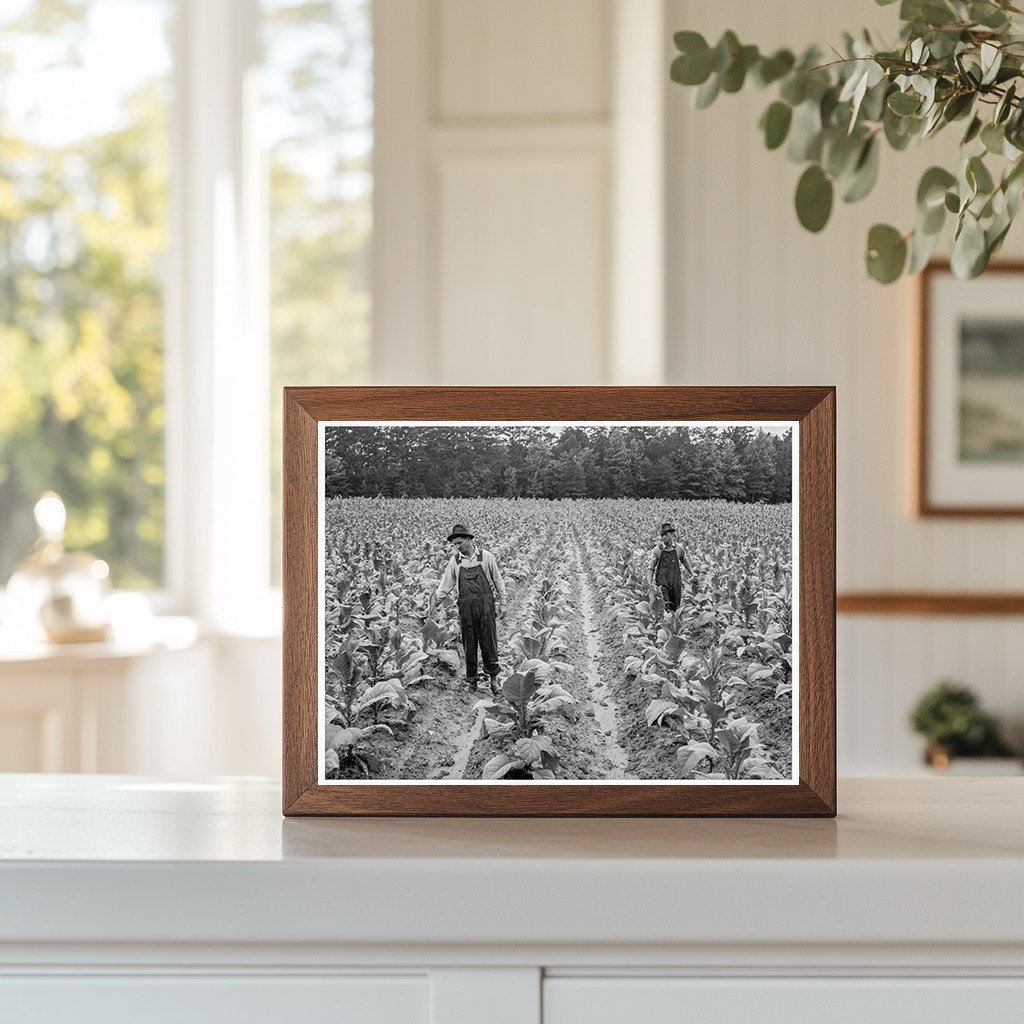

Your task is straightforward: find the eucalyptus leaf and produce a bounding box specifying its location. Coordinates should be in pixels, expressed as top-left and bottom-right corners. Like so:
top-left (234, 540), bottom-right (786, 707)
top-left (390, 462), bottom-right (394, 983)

top-left (1004, 158), bottom-right (1024, 216)
top-left (913, 74), bottom-right (937, 111)
top-left (904, 0), bottom-right (958, 29)
top-left (917, 166), bottom-right (957, 210)
top-left (958, 158), bottom-right (979, 205)
top-left (967, 154), bottom-right (995, 196)
top-left (961, 115), bottom-right (983, 145)
top-left (779, 73), bottom-right (807, 106)
top-left (860, 79), bottom-right (892, 122)
top-left (942, 91), bottom-right (974, 123)
top-left (710, 31), bottom-right (740, 73)
top-left (787, 100), bottom-right (823, 162)
top-left (671, 54), bottom-right (708, 87)
top-left (672, 31), bottom-right (713, 86)
top-left (795, 164), bottom-right (834, 232)
top-left (1006, 177), bottom-right (1024, 219)
top-left (819, 84), bottom-right (841, 126)
top-left (721, 44), bottom-right (759, 93)
top-left (760, 101), bottom-right (792, 150)
top-left (720, 49), bottom-right (745, 95)
top-left (908, 221), bottom-right (942, 273)
top-left (842, 136), bottom-right (880, 203)
top-left (981, 122), bottom-right (1005, 155)
top-left (888, 90), bottom-right (921, 115)
top-left (884, 106), bottom-right (921, 150)
top-left (951, 211), bottom-right (986, 278)
top-left (840, 58), bottom-right (884, 131)
top-left (866, 223), bottom-right (907, 283)
top-left (927, 29), bottom-right (963, 60)
top-left (955, 51), bottom-right (981, 88)
top-left (674, 29), bottom-right (706, 53)
top-left (980, 41), bottom-right (1002, 86)
top-left (996, 82), bottom-right (1017, 124)
top-left (922, 102), bottom-right (945, 137)
top-left (970, 2), bottom-right (1009, 29)
top-left (694, 73), bottom-right (721, 109)
top-left (754, 49), bottom-right (795, 87)
top-left (822, 128), bottom-right (864, 178)
top-left (920, 200), bottom-right (946, 235)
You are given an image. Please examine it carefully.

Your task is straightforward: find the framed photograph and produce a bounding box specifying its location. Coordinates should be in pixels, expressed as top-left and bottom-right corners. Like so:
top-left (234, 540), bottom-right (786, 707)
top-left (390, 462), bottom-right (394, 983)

top-left (283, 387), bottom-right (835, 816)
top-left (917, 261), bottom-right (1024, 516)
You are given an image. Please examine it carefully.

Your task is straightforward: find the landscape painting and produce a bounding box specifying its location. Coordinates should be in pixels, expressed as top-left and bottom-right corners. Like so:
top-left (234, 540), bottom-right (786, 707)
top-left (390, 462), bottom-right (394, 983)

top-left (959, 316), bottom-right (1024, 463)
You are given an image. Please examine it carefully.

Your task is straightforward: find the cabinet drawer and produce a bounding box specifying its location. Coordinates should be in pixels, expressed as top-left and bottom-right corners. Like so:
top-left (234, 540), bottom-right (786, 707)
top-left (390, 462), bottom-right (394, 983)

top-left (0, 974), bottom-right (427, 1024)
top-left (544, 977), bottom-right (1024, 1024)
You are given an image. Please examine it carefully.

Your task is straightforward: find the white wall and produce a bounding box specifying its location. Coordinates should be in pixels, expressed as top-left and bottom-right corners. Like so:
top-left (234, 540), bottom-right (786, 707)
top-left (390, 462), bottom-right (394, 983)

top-left (75, 0), bottom-right (1017, 780)
top-left (664, 0), bottom-right (1024, 770)
top-left (373, 0), bottom-right (665, 386)
top-left (370, 0), bottom-right (1024, 774)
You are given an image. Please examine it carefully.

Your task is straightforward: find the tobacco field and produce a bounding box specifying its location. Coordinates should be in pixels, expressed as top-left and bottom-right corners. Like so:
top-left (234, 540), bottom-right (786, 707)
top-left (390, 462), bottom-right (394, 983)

top-left (323, 497), bottom-right (794, 782)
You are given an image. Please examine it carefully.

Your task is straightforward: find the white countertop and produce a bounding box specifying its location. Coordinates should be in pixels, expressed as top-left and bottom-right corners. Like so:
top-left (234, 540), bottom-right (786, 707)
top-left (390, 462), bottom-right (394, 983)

top-left (1, 776), bottom-right (1022, 952)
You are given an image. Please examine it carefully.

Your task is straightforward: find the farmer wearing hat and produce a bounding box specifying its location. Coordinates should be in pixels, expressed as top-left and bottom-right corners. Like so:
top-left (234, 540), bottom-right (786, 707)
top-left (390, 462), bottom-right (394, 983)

top-left (648, 521), bottom-right (693, 612)
top-left (430, 523), bottom-right (507, 693)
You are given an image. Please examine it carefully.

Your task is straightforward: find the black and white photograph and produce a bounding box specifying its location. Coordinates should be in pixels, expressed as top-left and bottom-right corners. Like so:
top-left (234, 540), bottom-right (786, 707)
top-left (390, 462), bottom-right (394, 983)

top-left (318, 421), bottom-right (798, 784)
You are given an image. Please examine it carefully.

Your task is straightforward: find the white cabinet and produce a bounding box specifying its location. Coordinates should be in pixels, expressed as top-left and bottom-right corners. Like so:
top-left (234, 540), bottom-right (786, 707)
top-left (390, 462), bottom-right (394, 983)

top-left (544, 977), bottom-right (1024, 1024)
top-left (0, 975), bottom-right (428, 1024)
top-left (0, 777), bottom-right (1022, 1023)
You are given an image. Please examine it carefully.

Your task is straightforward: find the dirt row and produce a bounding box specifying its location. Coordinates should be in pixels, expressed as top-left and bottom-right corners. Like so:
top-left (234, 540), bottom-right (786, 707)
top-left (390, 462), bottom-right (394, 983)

top-left (363, 526), bottom-right (635, 781)
top-left (368, 563), bottom-right (540, 780)
top-left (461, 530), bottom-right (628, 781)
top-left (580, 545), bottom-right (793, 781)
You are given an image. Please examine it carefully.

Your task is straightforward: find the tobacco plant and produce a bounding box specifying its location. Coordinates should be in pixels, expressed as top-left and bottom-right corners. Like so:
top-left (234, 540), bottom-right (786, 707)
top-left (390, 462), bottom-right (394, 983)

top-left (483, 735), bottom-right (561, 780)
top-left (476, 669), bottom-right (577, 741)
top-left (325, 721), bottom-right (394, 778)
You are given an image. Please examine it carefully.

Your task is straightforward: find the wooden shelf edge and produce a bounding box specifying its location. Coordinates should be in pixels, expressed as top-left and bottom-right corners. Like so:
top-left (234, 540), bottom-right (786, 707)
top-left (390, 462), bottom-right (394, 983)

top-left (838, 592), bottom-right (1024, 616)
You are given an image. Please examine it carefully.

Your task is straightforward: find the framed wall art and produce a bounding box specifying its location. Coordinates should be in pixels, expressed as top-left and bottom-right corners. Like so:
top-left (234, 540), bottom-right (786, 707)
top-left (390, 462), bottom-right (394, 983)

top-left (282, 387), bottom-right (836, 816)
top-left (917, 261), bottom-right (1024, 517)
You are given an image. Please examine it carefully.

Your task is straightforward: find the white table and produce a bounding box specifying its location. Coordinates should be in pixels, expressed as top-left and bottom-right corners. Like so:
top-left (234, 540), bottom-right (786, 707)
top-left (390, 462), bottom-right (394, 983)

top-left (1, 776), bottom-right (1022, 1023)
top-left (0, 620), bottom-right (203, 773)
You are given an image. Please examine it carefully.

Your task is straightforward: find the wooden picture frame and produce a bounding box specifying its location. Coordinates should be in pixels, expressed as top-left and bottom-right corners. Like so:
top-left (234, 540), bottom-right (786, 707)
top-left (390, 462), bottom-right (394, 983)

top-left (917, 260), bottom-right (1024, 517)
top-left (283, 387), bottom-right (836, 817)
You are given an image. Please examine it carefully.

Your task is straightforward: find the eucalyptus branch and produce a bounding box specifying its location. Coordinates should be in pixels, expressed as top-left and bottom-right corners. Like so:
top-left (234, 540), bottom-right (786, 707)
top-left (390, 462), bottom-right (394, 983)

top-left (670, 0), bottom-right (1024, 283)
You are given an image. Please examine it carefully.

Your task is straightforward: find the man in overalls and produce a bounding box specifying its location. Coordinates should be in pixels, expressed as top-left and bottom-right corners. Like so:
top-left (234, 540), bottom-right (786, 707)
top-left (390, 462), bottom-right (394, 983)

top-left (648, 521), bottom-right (693, 612)
top-left (430, 524), bottom-right (507, 693)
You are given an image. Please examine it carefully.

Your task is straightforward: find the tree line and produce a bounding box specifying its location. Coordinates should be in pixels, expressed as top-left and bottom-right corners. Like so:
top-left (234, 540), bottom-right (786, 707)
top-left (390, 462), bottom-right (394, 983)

top-left (325, 426), bottom-right (793, 503)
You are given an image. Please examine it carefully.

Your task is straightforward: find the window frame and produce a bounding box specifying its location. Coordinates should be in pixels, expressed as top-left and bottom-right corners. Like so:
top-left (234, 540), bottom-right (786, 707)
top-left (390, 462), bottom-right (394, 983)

top-left (166, 0), bottom-right (279, 632)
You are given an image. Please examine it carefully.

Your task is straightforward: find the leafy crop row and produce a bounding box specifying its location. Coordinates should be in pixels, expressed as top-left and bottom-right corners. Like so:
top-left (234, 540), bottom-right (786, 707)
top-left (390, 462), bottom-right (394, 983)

top-left (476, 528), bottom-right (579, 779)
top-left (581, 501), bottom-right (793, 780)
top-left (322, 497), bottom-right (793, 781)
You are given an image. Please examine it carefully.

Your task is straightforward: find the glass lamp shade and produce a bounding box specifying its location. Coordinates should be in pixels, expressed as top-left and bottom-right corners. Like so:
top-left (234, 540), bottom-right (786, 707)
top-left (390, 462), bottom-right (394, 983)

top-left (7, 550), bottom-right (111, 645)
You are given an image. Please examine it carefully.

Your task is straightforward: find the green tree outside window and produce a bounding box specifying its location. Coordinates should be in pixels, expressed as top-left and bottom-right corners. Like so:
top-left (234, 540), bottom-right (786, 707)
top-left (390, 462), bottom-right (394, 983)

top-left (0, 0), bottom-right (171, 588)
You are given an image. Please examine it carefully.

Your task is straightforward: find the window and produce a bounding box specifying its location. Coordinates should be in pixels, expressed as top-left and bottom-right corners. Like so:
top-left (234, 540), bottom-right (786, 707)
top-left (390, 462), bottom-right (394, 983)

top-left (0, 0), bottom-right (373, 617)
top-left (0, 0), bottom-right (173, 589)
top-left (261, 0), bottom-right (372, 582)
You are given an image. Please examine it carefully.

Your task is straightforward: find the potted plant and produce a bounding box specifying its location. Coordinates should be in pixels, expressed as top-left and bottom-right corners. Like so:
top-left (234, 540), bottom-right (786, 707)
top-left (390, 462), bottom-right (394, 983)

top-left (909, 679), bottom-right (1020, 773)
